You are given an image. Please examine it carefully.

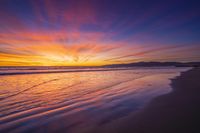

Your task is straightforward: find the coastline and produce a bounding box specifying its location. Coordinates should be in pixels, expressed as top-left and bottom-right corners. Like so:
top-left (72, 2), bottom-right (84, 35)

top-left (94, 67), bottom-right (200, 133)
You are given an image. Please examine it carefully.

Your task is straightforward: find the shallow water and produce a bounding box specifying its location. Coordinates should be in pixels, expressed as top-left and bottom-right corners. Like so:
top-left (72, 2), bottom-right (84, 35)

top-left (0, 67), bottom-right (190, 133)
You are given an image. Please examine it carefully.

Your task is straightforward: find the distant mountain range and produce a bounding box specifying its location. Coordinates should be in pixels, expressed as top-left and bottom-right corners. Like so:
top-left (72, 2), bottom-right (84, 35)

top-left (103, 62), bottom-right (200, 68)
top-left (0, 62), bottom-right (200, 69)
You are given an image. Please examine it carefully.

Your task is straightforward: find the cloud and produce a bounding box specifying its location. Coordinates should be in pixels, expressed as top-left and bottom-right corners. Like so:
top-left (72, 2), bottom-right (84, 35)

top-left (0, 0), bottom-right (199, 66)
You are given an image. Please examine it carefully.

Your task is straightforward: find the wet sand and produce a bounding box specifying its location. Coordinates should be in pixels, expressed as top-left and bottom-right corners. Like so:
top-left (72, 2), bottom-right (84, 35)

top-left (0, 67), bottom-right (199, 133)
top-left (95, 67), bottom-right (200, 133)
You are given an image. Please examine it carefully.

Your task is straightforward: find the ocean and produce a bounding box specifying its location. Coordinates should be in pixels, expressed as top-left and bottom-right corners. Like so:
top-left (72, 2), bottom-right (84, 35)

top-left (0, 67), bottom-right (190, 133)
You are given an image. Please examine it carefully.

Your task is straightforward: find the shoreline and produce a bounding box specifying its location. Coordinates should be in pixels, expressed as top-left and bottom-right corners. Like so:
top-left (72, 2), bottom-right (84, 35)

top-left (0, 66), bottom-right (179, 76)
top-left (94, 67), bottom-right (200, 133)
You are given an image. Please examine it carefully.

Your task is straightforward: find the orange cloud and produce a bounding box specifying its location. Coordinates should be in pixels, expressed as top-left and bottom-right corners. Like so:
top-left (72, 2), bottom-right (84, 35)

top-left (0, 30), bottom-right (123, 66)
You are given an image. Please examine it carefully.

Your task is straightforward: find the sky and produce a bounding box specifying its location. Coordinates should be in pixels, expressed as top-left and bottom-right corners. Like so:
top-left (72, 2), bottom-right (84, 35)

top-left (0, 0), bottom-right (200, 66)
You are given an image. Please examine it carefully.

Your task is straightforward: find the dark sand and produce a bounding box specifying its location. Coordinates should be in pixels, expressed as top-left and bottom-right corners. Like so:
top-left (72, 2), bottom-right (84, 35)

top-left (92, 68), bottom-right (200, 133)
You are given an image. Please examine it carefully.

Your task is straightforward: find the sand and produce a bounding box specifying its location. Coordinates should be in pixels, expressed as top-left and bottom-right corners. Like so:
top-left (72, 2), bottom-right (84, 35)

top-left (93, 67), bottom-right (200, 133)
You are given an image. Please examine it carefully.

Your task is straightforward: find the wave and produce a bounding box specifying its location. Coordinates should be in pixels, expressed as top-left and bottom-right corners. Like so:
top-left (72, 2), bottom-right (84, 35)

top-left (0, 68), bottom-right (135, 76)
top-left (0, 78), bottom-right (60, 101)
top-left (0, 68), bottom-right (188, 133)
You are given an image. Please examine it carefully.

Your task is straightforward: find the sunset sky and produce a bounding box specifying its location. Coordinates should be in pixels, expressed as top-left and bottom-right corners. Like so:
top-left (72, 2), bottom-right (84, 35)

top-left (0, 0), bottom-right (200, 66)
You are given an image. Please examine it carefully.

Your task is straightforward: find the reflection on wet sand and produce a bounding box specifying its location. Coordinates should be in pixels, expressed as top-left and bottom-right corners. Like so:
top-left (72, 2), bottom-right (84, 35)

top-left (0, 67), bottom-right (189, 133)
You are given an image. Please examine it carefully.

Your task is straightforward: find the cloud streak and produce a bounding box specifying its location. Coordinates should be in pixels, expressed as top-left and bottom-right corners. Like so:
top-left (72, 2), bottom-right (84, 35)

top-left (0, 0), bottom-right (200, 66)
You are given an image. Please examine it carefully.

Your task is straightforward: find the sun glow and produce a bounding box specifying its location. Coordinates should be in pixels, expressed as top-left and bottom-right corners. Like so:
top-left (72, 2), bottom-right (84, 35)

top-left (0, 0), bottom-right (199, 66)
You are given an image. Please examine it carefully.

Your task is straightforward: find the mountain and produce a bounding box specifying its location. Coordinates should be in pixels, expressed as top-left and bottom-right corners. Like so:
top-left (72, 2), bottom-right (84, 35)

top-left (103, 62), bottom-right (200, 68)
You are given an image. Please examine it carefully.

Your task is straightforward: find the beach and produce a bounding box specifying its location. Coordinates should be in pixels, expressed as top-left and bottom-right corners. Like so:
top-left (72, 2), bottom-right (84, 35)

top-left (95, 67), bottom-right (200, 133)
top-left (1, 0), bottom-right (199, 132)
top-left (0, 67), bottom-right (199, 133)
